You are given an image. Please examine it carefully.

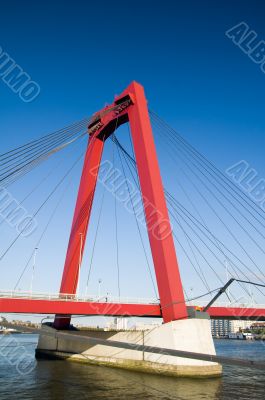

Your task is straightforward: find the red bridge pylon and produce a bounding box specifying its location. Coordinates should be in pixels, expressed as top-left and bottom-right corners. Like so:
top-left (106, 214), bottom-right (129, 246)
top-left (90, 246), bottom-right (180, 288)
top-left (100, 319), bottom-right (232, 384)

top-left (54, 82), bottom-right (188, 329)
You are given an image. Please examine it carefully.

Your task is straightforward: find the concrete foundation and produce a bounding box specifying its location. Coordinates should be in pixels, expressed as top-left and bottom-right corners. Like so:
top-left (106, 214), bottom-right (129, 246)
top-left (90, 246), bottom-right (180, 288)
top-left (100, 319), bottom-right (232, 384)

top-left (36, 318), bottom-right (222, 378)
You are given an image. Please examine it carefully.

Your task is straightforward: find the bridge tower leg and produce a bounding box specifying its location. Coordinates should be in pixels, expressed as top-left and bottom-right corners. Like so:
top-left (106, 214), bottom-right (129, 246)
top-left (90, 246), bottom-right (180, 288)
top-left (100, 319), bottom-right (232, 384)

top-left (54, 135), bottom-right (104, 329)
top-left (126, 82), bottom-right (187, 322)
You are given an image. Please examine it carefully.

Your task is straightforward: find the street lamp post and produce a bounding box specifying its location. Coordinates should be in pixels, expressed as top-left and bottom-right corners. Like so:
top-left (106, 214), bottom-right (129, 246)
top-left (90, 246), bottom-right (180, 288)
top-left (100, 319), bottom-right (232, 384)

top-left (98, 279), bottom-right (102, 300)
top-left (30, 247), bottom-right (38, 295)
top-left (225, 259), bottom-right (231, 302)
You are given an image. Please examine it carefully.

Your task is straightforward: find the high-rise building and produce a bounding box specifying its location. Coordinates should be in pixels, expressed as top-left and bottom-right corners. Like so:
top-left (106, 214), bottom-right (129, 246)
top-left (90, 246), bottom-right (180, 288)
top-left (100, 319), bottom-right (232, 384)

top-left (211, 320), bottom-right (231, 337)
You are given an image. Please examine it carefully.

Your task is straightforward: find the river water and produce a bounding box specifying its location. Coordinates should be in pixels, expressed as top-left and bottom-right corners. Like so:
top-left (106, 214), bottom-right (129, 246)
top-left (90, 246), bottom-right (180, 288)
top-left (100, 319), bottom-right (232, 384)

top-left (0, 334), bottom-right (264, 399)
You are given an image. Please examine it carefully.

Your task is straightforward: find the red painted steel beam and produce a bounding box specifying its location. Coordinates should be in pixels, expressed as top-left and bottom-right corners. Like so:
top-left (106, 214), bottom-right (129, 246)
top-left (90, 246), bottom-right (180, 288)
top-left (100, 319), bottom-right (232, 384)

top-left (54, 135), bottom-right (105, 329)
top-left (126, 82), bottom-right (187, 322)
top-left (1, 298), bottom-right (264, 320)
top-left (59, 136), bottom-right (104, 294)
top-left (0, 298), bottom-right (161, 317)
top-left (206, 306), bottom-right (265, 320)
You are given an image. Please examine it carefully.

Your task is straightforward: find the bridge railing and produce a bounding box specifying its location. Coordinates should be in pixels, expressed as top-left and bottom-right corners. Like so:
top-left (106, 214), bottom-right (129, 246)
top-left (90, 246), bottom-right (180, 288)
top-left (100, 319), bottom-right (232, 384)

top-left (0, 290), bottom-right (159, 305)
top-left (186, 300), bottom-right (265, 309)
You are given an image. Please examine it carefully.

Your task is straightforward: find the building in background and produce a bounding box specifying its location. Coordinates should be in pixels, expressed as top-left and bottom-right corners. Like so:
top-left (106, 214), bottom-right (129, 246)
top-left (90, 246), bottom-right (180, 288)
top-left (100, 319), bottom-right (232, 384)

top-left (211, 320), bottom-right (231, 337)
top-left (250, 322), bottom-right (265, 332)
top-left (106, 317), bottom-right (129, 331)
top-left (211, 319), bottom-right (256, 337)
top-left (230, 320), bottom-right (252, 333)
top-left (114, 317), bottom-right (128, 330)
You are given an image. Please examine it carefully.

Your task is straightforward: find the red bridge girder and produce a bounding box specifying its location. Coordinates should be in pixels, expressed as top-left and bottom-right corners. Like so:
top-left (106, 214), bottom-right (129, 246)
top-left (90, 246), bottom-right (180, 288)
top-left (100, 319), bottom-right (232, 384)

top-left (0, 298), bottom-right (264, 321)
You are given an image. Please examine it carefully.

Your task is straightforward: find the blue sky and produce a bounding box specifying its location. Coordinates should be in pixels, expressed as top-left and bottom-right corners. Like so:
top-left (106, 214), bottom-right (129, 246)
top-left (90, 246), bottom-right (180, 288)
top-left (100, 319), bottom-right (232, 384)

top-left (0, 0), bottom-right (264, 166)
top-left (0, 0), bottom-right (265, 323)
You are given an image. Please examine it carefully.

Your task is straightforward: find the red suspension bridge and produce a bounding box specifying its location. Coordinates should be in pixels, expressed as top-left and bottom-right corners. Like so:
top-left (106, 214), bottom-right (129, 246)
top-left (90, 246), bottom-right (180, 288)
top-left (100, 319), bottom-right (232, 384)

top-left (0, 81), bottom-right (265, 328)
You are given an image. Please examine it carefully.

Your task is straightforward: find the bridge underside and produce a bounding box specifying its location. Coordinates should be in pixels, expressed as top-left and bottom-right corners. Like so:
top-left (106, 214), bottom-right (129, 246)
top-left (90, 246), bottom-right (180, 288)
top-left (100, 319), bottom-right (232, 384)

top-left (0, 298), bottom-right (264, 321)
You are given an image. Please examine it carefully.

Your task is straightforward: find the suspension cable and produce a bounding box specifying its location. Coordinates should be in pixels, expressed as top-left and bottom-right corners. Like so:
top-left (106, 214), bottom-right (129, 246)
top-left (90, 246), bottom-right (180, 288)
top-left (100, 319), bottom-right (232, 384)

top-left (168, 197), bottom-right (265, 296)
top-left (154, 121), bottom-right (265, 248)
top-left (0, 119), bottom-right (89, 168)
top-left (114, 135), bottom-right (265, 299)
top-left (85, 188), bottom-right (106, 294)
top-left (153, 125), bottom-right (265, 279)
top-left (0, 131), bottom-right (87, 188)
top-left (150, 110), bottom-right (265, 224)
top-left (114, 132), bottom-right (158, 299)
top-left (112, 124), bottom-right (121, 299)
top-left (0, 150), bottom-right (86, 262)
top-left (0, 118), bottom-right (90, 161)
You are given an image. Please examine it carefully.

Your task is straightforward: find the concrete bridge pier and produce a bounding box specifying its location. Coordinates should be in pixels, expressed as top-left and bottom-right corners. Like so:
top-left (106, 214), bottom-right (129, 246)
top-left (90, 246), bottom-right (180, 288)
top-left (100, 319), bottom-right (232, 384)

top-left (36, 313), bottom-right (222, 378)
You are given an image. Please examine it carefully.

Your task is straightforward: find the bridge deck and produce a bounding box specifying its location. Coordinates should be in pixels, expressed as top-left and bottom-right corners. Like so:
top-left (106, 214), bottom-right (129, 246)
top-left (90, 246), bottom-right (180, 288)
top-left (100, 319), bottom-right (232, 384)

top-left (0, 292), bottom-right (264, 320)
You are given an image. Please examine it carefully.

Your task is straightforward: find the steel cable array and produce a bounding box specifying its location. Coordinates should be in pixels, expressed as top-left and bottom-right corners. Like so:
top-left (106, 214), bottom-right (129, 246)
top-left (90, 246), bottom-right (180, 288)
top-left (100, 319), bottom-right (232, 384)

top-left (1, 108), bottom-right (265, 306)
top-left (0, 118), bottom-right (91, 187)
top-left (113, 118), bottom-right (265, 303)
